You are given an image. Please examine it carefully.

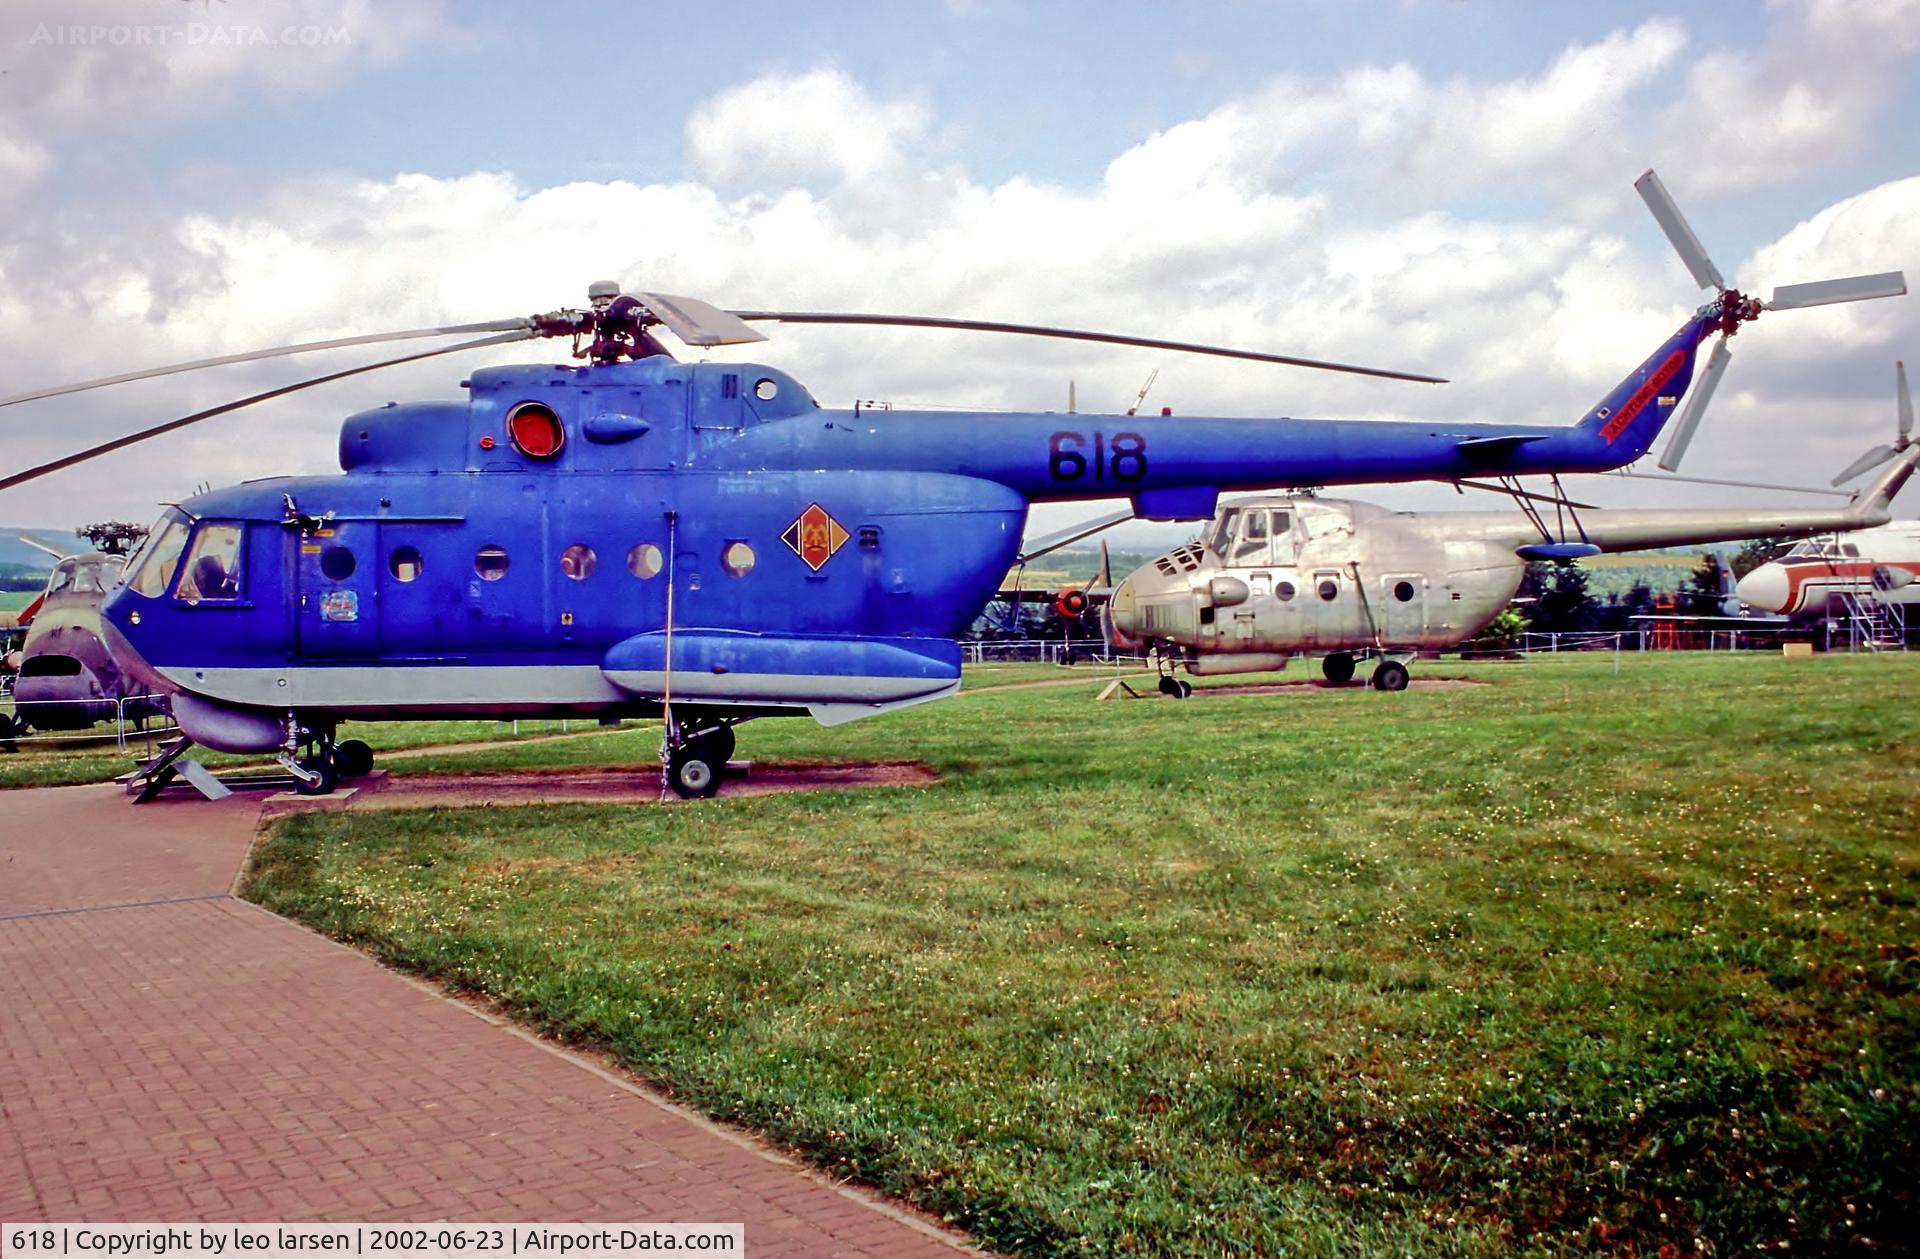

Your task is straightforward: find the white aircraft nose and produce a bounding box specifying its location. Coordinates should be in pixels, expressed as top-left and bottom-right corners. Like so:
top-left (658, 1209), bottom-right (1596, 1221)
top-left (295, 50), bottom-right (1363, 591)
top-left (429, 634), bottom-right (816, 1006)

top-left (1735, 563), bottom-right (1791, 613)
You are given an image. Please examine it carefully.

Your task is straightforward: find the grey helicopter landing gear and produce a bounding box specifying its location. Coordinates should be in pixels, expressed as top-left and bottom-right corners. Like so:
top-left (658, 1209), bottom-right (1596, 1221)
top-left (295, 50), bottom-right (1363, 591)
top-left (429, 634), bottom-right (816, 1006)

top-left (662, 718), bottom-right (738, 799)
top-left (1321, 653), bottom-right (1357, 685)
top-left (1151, 646), bottom-right (1194, 699)
top-left (1370, 659), bottom-right (1411, 692)
top-left (278, 718), bottom-right (377, 796)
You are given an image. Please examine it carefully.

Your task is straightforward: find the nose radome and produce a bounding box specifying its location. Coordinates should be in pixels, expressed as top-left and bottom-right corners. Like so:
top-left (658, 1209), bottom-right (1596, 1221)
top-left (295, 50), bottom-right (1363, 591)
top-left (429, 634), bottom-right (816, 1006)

top-left (1735, 564), bottom-right (1790, 613)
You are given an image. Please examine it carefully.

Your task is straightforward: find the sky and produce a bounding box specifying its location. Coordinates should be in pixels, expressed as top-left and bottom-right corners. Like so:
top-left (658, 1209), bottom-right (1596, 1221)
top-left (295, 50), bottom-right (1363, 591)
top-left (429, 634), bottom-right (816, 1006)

top-left (1, 0), bottom-right (1917, 544)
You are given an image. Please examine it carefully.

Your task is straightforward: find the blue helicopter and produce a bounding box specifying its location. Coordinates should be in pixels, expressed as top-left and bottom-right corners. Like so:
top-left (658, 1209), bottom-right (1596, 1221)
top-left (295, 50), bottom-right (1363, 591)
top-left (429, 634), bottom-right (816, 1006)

top-left (1, 171), bottom-right (1904, 795)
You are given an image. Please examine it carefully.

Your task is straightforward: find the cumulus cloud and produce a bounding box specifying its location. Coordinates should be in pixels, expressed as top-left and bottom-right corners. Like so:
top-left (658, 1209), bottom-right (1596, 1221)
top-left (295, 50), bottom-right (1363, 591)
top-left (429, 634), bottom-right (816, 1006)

top-left (685, 67), bottom-right (933, 188)
top-left (2, 7), bottom-right (1916, 530)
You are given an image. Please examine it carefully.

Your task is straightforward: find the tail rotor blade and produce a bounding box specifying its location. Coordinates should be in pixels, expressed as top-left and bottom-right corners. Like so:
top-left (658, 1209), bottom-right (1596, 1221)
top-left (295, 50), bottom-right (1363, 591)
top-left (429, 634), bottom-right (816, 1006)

top-left (0, 318), bottom-right (535, 411)
top-left (1831, 444), bottom-right (1899, 487)
top-left (1765, 271), bottom-right (1907, 311)
top-left (1899, 360), bottom-right (1912, 441)
top-left (1657, 336), bottom-right (1732, 471)
top-left (1635, 169), bottom-right (1726, 292)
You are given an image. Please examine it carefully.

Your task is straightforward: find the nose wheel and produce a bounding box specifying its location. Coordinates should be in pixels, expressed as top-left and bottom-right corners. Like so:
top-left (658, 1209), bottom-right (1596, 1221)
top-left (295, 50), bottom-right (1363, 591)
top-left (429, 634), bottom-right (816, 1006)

top-left (1369, 660), bottom-right (1411, 691)
top-left (279, 721), bottom-right (377, 796)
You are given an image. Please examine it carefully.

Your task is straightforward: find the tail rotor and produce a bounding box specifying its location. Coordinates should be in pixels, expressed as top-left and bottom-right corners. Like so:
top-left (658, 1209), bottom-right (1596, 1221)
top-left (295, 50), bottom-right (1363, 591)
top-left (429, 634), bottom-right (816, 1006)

top-left (1633, 169), bottom-right (1908, 471)
top-left (1831, 361), bottom-right (1914, 486)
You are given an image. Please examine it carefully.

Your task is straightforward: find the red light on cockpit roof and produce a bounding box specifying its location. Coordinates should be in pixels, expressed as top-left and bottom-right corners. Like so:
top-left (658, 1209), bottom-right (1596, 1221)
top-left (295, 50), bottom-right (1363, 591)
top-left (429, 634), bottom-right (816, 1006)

top-left (506, 402), bottom-right (565, 459)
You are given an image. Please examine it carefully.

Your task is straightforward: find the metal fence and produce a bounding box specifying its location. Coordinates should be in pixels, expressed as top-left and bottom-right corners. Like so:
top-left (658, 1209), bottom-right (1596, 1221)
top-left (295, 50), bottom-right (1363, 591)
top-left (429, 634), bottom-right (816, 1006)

top-left (0, 693), bottom-right (177, 752)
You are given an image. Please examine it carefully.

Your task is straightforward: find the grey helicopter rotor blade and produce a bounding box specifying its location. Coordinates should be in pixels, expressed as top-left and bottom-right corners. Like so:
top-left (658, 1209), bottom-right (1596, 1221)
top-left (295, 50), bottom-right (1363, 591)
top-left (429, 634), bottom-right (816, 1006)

top-left (1765, 271), bottom-right (1907, 311)
top-left (1899, 359), bottom-right (1913, 439)
top-left (1830, 359), bottom-right (1915, 485)
top-left (1635, 169), bottom-right (1726, 292)
top-left (1831, 444), bottom-right (1899, 486)
top-left (1657, 336), bottom-right (1733, 471)
top-left (0, 329), bottom-right (535, 494)
top-left (727, 310), bottom-right (1448, 384)
top-left (1604, 468), bottom-right (1850, 498)
top-left (0, 318), bottom-right (536, 411)
top-left (628, 291), bottom-right (768, 347)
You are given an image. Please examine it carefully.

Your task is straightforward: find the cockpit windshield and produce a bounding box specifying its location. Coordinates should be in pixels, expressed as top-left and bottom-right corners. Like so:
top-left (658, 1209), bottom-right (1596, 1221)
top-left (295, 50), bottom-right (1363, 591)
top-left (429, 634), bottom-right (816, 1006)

top-left (1207, 508), bottom-right (1241, 557)
top-left (46, 557), bottom-right (118, 596)
top-left (125, 510), bottom-right (192, 598)
top-left (176, 523), bottom-right (244, 602)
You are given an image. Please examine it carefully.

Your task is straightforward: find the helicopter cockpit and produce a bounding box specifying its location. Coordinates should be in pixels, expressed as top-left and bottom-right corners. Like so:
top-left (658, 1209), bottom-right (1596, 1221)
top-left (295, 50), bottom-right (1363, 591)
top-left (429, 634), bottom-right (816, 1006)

top-left (120, 510), bottom-right (247, 607)
top-left (44, 554), bottom-right (124, 599)
top-left (1780, 537), bottom-right (1859, 560)
top-left (1206, 505), bottom-right (1295, 567)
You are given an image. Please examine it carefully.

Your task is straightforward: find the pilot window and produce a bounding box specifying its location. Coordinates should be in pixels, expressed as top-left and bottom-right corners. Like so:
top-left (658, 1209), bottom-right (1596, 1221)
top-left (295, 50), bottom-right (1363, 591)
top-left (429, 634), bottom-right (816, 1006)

top-left (176, 523), bottom-right (244, 602)
top-left (1233, 510), bottom-right (1271, 565)
top-left (45, 560), bottom-right (77, 597)
top-left (1207, 508), bottom-right (1241, 556)
top-left (1842, 544), bottom-right (1860, 557)
top-left (128, 513), bottom-right (191, 598)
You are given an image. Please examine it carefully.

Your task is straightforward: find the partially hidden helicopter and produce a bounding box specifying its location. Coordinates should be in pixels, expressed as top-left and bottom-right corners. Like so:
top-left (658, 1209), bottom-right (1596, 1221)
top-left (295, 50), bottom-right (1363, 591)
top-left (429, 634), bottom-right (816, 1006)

top-left (1737, 364), bottom-right (1920, 620)
top-left (0, 523), bottom-right (153, 737)
top-left (1107, 436), bottom-right (1919, 694)
top-left (0, 171), bottom-right (1905, 795)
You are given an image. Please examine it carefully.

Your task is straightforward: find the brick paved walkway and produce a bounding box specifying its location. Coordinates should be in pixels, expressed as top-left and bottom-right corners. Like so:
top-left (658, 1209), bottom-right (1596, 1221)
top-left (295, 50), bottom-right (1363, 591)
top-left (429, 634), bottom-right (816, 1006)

top-left (0, 784), bottom-right (977, 1256)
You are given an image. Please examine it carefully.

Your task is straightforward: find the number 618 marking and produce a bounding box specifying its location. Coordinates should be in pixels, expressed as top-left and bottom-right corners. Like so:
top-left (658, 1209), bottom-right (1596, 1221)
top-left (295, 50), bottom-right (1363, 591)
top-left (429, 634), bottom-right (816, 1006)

top-left (1049, 430), bottom-right (1147, 483)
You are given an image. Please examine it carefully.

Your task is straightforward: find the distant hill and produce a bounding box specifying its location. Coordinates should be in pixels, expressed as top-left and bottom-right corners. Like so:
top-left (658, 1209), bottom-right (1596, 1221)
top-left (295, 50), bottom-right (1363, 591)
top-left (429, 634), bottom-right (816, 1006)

top-left (0, 528), bottom-right (77, 571)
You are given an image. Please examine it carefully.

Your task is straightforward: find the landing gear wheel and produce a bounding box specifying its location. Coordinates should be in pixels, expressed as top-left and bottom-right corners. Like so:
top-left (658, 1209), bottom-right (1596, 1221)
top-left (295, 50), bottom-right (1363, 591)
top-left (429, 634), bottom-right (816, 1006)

top-left (1322, 653), bottom-right (1356, 685)
top-left (667, 747), bottom-right (722, 799)
top-left (1158, 676), bottom-right (1193, 699)
top-left (333, 739), bottom-right (374, 779)
top-left (1370, 660), bottom-right (1410, 692)
top-left (294, 759), bottom-right (339, 796)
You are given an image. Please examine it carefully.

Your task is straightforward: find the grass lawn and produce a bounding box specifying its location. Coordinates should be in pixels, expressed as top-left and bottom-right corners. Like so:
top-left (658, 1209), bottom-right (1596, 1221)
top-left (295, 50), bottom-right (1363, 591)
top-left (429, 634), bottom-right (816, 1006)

top-left (236, 653), bottom-right (1913, 1254)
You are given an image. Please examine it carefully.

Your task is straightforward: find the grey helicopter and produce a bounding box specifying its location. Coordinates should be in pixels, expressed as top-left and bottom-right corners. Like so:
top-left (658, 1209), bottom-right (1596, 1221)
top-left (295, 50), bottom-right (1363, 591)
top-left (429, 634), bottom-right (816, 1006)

top-left (1106, 431), bottom-right (1919, 694)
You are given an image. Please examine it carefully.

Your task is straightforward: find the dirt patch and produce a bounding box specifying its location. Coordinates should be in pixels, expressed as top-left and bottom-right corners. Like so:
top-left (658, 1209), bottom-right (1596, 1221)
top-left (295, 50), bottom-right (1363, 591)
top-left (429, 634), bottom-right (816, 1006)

top-left (264, 762), bottom-right (938, 814)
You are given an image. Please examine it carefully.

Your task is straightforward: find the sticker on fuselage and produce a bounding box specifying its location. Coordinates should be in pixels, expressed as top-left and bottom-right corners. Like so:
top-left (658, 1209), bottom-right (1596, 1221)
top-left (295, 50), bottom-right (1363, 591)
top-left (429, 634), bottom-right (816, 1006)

top-left (320, 590), bottom-right (360, 622)
top-left (781, 502), bottom-right (850, 572)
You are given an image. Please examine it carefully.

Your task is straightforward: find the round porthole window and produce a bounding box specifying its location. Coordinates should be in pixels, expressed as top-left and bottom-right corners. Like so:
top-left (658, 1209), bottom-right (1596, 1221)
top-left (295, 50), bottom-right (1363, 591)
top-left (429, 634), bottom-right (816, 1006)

top-left (754, 378), bottom-right (779, 401)
top-left (506, 402), bottom-right (565, 458)
top-left (389, 546), bottom-right (423, 583)
top-left (321, 546), bottom-right (356, 581)
top-left (1393, 580), bottom-right (1417, 602)
top-left (561, 543), bottom-right (596, 580)
top-left (1275, 581), bottom-right (1295, 602)
top-left (1318, 579), bottom-right (1339, 601)
top-left (627, 543), bottom-right (662, 579)
top-left (475, 545), bottom-right (510, 581)
top-left (722, 541), bottom-right (755, 576)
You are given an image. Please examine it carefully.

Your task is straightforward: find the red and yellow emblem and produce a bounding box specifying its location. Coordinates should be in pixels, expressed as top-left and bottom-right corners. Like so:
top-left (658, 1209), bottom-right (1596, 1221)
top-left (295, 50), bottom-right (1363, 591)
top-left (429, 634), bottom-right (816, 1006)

top-left (781, 502), bottom-right (850, 571)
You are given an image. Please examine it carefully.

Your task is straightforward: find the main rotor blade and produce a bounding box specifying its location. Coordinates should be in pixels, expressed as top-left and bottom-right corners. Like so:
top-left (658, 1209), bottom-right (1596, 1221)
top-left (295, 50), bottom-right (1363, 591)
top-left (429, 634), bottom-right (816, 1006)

top-left (14, 534), bottom-right (69, 561)
top-left (1831, 444), bottom-right (1898, 487)
top-left (1018, 507), bottom-right (1136, 564)
top-left (0, 330), bottom-right (534, 494)
top-left (629, 291), bottom-right (768, 347)
top-left (1635, 169), bottom-right (1725, 292)
top-left (728, 310), bottom-right (1447, 384)
top-left (0, 318), bottom-right (534, 411)
top-left (1603, 468), bottom-right (1849, 498)
top-left (1899, 360), bottom-right (1912, 440)
top-left (1657, 336), bottom-right (1732, 471)
top-left (1765, 271), bottom-right (1907, 310)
